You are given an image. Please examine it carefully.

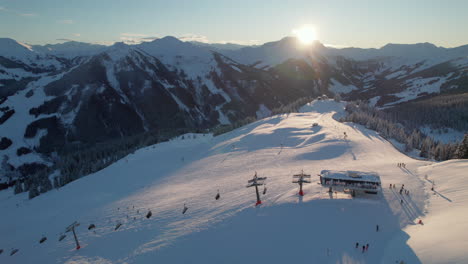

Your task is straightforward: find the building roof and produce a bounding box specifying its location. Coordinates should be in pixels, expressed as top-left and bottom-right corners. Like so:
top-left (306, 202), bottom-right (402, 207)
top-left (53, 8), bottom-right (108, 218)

top-left (320, 170), bottom-right (381, 183)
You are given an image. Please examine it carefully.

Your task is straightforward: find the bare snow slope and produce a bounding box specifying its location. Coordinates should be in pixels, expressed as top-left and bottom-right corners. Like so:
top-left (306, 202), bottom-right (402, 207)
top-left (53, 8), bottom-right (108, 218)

top-left (1, 100), bottom-right (466, 264)
top-left (383, 160), bottom-right (468, 264)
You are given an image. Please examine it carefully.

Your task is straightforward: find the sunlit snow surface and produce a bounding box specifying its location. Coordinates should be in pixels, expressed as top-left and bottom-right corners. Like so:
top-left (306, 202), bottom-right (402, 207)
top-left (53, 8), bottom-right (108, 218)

top-left (1, 100), bottom-right (467, 264)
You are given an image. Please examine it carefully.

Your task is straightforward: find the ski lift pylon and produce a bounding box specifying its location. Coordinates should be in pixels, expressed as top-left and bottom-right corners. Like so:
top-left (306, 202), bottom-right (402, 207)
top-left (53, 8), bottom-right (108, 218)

top-left (65, 221), bottom-right (81, 250)
top-left (292, 170), bottom-right (311, 196)
top-left (246, 172), bottom-right (267, 206)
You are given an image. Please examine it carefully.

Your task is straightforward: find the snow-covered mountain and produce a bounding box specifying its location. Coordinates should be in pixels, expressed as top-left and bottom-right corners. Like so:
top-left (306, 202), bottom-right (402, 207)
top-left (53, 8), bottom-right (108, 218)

top-left (1, 100), bottom-right (467, 263)
top-left (31, 41), bottom-right (107, 59)
top-left (1, 36), bottom-right (467, 186)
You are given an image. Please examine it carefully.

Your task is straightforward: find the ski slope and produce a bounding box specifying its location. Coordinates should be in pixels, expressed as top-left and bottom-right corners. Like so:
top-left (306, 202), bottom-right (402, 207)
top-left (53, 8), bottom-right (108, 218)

top-left (1, 100), bottom-right (467, 264)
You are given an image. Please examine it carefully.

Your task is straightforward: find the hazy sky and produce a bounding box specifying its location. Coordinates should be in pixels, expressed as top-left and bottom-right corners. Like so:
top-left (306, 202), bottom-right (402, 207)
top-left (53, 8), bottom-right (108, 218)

top-left (1, 0), bottom-right (467, 48)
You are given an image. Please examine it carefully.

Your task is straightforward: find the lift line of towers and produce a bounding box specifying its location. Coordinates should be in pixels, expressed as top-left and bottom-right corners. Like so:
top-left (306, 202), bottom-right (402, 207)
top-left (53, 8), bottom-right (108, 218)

top-left (1, 170), bottom-right (312, 257)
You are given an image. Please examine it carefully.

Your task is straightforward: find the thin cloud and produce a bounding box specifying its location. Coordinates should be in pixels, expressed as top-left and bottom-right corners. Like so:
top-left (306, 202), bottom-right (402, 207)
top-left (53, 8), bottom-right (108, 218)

top-left (73, 33), bottom-right (81, 37)
top-left (178, 34), bottom-right (259, 45)
top-left (179, 34), bottom-right (209, 43)
top-left (119, 33), bottom-right (159, 44)
top-left (141, 36), bottom-right (159, 41)
top-left (120, 37), bottom-right (141, 44)
top-left (20, 13), bottom-right (37, 17)
top-left (0, 6), bottom-right (38, 17)
top-left (215, 39), bottom-right (260, 46)
top-left (56, 38), bottom-right (74, 42)
top-left (58, 19), bottom-right (74, 24)
top-left (121, 33), bottom-right (148, 37)
top-left (93, 41), bottom-right (115, 46)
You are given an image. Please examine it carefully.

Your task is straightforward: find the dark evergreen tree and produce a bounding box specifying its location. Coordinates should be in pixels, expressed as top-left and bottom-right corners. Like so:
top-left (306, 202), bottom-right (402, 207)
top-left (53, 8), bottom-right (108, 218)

top-left (14, 181), bottom-right (23, 194)
top-left (455, 134), bottom-right (468, 159)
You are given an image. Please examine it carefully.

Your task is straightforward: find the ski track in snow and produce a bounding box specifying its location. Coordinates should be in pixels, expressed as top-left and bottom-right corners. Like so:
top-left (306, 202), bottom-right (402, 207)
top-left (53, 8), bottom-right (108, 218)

top-left (0, 100), bottom-right (467, 264)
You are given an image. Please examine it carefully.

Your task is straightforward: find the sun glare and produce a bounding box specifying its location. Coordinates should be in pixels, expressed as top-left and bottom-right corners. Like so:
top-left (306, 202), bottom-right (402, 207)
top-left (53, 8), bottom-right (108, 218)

top-left (293, 25), bottom-right (317, 45)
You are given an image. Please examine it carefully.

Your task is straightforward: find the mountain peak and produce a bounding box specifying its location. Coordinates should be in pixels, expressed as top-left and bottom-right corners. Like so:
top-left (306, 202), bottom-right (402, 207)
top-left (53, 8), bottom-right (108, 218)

top-left (381, 42), bottom-right (439, 50)
top-left (158, 36), bottom-right (183, 44)
top-left (0, 38), bottom-right (35, 60)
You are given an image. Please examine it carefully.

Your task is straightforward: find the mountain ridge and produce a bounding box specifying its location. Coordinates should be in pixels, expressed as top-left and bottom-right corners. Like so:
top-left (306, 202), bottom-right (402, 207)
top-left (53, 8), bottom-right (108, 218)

top-left (1, 35), bottom-right (467, 191)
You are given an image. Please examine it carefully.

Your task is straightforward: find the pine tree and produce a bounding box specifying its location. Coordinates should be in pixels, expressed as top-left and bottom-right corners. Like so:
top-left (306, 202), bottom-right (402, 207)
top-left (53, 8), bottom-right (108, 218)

top-left (14, 181), bottom-right (23, 194)
top-left (29, 185), bottom-right (39, 199)
top-left (455, 134), bottom-right (468, 159)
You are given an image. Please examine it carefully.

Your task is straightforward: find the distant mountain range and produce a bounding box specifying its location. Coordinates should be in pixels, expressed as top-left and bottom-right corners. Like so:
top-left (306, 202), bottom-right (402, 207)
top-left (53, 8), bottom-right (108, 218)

top-left (1, 36), bottom-right (467, 178)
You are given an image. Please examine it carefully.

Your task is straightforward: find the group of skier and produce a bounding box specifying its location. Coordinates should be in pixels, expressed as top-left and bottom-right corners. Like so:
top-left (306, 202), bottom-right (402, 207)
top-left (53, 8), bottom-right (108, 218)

top-left (397, 162), bottom-right (406, 168)
top-left (353, 224), bottom-right (379, 254)
top-left (355, 242), bottom-right (370, 253)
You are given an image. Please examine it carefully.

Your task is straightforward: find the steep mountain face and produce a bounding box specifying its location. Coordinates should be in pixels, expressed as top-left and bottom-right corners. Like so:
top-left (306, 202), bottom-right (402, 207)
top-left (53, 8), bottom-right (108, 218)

top-left (0, 36), bottom-right (467, 185)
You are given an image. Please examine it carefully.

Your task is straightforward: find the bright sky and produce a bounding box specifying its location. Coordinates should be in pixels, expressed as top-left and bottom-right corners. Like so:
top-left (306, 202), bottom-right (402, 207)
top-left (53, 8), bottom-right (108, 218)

top-left (1, 0), bottom-right (467, 48)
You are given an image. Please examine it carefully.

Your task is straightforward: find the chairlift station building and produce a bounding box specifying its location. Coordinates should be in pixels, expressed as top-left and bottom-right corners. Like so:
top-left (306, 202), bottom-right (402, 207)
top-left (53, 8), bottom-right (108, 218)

top-left (318, 170), bottom-right (382, 195)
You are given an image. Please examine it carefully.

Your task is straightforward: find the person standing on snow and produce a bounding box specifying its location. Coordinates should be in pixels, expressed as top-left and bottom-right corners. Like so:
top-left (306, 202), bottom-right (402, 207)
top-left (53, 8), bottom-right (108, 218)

top-left (362, 245), bottom-right (365, 253)
top-left (376, 225), bottom-right (379, 232)
top-left (355, 242), bottom-right (359, 248)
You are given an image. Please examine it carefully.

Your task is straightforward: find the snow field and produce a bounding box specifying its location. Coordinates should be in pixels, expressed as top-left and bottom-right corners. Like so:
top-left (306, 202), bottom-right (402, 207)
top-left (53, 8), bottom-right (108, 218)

top-left (0, 100), bottom-right (466, 263)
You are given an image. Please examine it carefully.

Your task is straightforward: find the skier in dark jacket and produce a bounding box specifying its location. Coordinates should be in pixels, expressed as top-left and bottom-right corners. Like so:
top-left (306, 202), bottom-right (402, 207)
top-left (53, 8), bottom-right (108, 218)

top-left (355, 242), bottom-right (359, 248)
top-left (362, 245), bottom-right (365, 253)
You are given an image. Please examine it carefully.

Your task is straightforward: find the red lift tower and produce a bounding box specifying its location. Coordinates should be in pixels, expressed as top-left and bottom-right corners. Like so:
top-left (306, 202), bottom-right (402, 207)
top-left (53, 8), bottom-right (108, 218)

top-left (65, 221), bottom-right (81, 250)
top-left (246, 172), bottom-right (267, 206)
top-left (293, 170), bottom-right (311, 196)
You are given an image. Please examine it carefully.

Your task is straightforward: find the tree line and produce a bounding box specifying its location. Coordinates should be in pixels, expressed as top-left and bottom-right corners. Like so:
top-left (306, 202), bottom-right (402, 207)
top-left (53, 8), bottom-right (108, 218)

top-left (342, 101), bottom-right (468, 161)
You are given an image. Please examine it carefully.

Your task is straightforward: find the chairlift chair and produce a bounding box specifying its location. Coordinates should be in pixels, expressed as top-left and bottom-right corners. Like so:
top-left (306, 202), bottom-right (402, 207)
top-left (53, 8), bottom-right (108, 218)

top-left (114, 222), bottom-right (122, 231)
top-left (39, 236), bottom-right (47, 244)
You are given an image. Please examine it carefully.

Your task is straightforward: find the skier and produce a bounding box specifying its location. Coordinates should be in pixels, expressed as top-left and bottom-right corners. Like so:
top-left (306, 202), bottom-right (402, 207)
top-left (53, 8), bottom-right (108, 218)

top-left (400, 188), bottom-right (403, 194)
top-left (366, 243), bottom-right (369, 251)
top-left (182, 204), bottom-right (188, 214)
top-left (401, 199), bottom-right (404, 204)
top-left (355, 242), bottom-right (359, 248)
top-left (376, 224), bottom-right (379, 232)
top-left (362, 245), bottom-right (365, 253)
top-left (389, 184), bottom-right (392, 188)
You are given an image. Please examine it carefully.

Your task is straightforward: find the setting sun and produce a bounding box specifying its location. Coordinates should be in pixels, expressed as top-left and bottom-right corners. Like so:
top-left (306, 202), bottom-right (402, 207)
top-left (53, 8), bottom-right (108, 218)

top-left (292, 25), bottom-right (317, 44)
